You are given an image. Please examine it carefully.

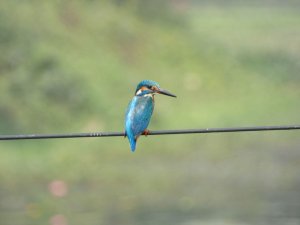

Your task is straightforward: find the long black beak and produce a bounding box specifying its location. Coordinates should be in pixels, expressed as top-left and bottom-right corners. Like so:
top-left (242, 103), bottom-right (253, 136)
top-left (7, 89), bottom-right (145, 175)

top-left (156, 88), bottom-right (177, 97)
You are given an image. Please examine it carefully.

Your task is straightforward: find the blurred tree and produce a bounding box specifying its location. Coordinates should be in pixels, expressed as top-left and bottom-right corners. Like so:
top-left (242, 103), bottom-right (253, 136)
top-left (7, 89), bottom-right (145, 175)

top-left (112, 0), bottom-right (183, 24)
top-left (0, 11), bottom-right (90, 132)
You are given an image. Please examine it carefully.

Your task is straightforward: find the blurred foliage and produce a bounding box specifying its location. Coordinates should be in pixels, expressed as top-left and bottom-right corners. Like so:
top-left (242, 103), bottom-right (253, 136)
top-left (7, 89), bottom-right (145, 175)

top-left (0, 1), bottom-right (300, 225)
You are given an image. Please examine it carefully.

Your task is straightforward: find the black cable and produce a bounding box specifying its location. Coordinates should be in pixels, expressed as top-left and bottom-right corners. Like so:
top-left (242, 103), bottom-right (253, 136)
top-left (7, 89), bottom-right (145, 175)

top-left (0, 125), bottom-right (299, 140)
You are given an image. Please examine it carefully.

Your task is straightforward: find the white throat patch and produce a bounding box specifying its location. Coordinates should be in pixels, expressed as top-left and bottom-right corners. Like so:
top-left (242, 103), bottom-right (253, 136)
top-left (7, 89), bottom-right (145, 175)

top-left (136, 89), bottom-right (142, 95)
top-left (143, 93), bottom-right (153, 98)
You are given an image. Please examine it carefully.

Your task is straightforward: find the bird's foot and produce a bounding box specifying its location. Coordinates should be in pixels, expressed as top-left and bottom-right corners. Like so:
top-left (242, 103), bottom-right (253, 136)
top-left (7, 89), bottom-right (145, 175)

top-left (142, 129), bottom-right (150, 137)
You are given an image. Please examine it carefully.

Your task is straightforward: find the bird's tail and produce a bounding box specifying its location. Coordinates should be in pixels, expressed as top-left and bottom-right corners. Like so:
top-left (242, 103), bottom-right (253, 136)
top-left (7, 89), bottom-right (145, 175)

top-left (128, 135), bottom-right (137, 152)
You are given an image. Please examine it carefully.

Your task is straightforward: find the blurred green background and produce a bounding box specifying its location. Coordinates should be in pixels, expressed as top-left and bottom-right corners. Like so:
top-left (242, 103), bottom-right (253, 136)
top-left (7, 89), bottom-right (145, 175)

top-left (0, 0), bottom-right (300, 224)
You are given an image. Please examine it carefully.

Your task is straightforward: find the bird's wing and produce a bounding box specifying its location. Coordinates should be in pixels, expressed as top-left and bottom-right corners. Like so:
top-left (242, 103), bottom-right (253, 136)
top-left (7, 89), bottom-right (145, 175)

top-left (125, 96), bottom-right (154, 138)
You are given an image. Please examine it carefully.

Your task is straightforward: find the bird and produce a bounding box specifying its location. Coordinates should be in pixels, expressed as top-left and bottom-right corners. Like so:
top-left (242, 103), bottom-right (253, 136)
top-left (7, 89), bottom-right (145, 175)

top-left (125, 80), bottom-right (176, 152)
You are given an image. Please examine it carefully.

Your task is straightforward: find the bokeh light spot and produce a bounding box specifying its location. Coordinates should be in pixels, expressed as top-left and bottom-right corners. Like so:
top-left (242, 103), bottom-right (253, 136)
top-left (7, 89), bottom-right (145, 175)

top-left (48, 180), bottom-right (68, 197)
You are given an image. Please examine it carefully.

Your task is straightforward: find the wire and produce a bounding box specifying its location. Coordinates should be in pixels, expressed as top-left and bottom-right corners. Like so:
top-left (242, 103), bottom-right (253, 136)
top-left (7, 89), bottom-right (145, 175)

top-left (0, 125), bottom-right (299, 141)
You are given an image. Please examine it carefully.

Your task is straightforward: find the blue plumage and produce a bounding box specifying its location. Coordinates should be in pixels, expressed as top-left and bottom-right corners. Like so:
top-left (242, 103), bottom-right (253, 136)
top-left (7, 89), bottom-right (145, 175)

top-left (125, 80), bottom-right (176, 152)
top-left (125, 96), bottom-right (154, 151)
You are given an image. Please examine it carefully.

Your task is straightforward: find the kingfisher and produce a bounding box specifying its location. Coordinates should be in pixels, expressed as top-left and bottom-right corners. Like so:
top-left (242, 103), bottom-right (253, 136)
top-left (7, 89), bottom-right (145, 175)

top-left (124, 80), bottom-right (176, 152)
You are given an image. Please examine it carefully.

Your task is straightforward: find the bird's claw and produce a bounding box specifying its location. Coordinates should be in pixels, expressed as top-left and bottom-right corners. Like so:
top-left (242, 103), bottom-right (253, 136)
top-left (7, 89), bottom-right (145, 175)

top-left (142, 129), bottom-right (150, 137)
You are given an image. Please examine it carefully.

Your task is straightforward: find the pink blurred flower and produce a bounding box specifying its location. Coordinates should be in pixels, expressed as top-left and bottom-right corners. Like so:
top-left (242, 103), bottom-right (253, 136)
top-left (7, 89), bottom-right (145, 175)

top-left (48, 180), bottom-right (68, 197)
top-left (50, 214), bottom-right (67, 225)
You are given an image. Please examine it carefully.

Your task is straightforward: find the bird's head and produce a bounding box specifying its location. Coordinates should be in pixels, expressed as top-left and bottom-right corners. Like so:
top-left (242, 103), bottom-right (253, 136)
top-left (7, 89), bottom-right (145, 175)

top-left (135, 80), bottom-right (176, 98)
